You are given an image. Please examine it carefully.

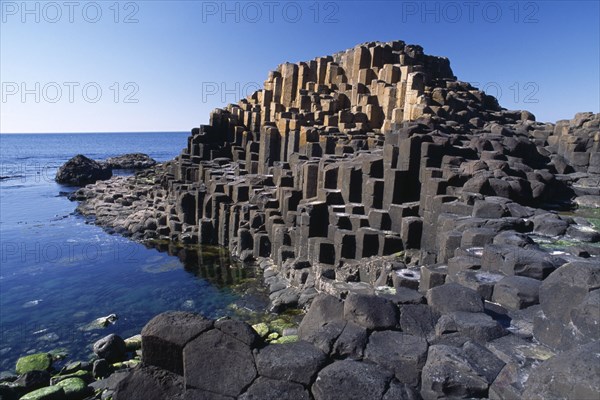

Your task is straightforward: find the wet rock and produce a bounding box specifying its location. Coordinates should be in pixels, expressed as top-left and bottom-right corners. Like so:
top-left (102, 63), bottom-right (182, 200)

top-left (93, 334), bottom-right (127, 363)
top-left (54, 377), bottom-right (90, 400)
top-left (19, 386), bottom-right (65, 400)
top-left (13, 370), bottom-right (50, 392)
top-left (251, 323), bottom-right (269, 338)
top-left (105, 153), bottom-right (157, 169)
top-left (15, 353), bottom-right (52, 375)
top-left (312, 360), bottom-right (393, 400)
top-left (92, 359), bottom-right (111, 380)
top-left (364, 331), bottom-right (428, 386)
top-left (56, 154), bottom-right (112, 185)
top-left (255, 340), bottom-right (327, 385)
top-left (79, 314), bottom-right (118, 331)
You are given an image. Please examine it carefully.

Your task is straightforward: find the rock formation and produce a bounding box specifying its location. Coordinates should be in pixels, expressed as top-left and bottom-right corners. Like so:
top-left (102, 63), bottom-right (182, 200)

top-left (66, 40), bottom-right (600, 399)
top-left (55, 154), bottom-right (112, 186)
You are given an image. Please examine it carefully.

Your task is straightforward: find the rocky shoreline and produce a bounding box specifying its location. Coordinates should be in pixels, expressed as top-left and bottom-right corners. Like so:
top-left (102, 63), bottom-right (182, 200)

top-left (4, 40), bottom-right (599, 399)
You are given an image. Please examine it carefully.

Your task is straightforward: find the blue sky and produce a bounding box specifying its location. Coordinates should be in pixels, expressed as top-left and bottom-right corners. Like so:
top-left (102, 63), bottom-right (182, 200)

top-left (1, 0), bottom-right (598, 133)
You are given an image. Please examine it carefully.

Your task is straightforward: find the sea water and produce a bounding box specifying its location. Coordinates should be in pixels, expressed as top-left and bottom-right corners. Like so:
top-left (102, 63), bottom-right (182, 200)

top-left (0, 132), bottom-right (267, 372)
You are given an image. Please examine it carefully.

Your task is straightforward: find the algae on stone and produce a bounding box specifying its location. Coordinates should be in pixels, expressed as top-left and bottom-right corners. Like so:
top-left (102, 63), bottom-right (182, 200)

top-left (20, 385), bottom-right (65, 400)
top-left (15, 353), bottom-right (53, 374)
top-left (55, 377), bottom-right (88, 399)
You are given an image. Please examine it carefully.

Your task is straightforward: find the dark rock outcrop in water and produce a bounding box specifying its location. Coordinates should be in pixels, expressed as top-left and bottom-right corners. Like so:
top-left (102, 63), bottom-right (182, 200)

top-left (105, 153), bottom-right (157, 170)
top-left (66, 41), bottom-right (599, 399)
top-left (55, 154), bottom-right (112, 186)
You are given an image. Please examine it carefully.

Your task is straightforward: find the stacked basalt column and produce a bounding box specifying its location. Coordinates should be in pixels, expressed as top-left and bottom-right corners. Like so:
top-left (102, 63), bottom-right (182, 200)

top-left (160, 41), bottom-right (507, 274)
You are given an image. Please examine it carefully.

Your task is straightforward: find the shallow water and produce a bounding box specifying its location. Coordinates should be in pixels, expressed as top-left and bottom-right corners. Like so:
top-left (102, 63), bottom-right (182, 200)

top-left (0, 133), bottom-right (269, 372)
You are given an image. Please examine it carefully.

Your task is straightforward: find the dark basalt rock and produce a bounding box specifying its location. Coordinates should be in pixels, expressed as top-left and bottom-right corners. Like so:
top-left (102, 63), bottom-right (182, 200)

top-left (105, 153), bottom-right (157, 169)
top-left (522, 341), bottom-right (600, 400)
top-left (55, 154), bottom-right (112, 185)
top-left (239, 377), bottom-right (309, 400)
top-left (364, 331), bottom-right (428, 386)
top-left (312, 360), bottom-right (393, 400)
top-left (255, 340), bottom-right (327, 385)
top-left (93, 334), bottom-right (127, 364)
top-left (112, 365), bottom-right (184, 400)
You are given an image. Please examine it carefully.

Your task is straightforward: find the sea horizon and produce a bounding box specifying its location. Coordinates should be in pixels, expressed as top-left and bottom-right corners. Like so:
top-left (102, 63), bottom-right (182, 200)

top-left (0, 130), bottom-right (189, 135)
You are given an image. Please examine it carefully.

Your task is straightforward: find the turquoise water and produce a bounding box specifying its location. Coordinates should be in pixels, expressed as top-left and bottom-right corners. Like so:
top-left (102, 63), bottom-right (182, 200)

top-left (0, 133), bottom-right (267, 372)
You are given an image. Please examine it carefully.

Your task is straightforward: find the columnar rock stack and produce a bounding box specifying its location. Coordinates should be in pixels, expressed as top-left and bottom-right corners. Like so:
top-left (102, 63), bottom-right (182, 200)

top-left (72, 41), bottom-right (599, 309)
top-left (67, 40), bottom-right (600, 400)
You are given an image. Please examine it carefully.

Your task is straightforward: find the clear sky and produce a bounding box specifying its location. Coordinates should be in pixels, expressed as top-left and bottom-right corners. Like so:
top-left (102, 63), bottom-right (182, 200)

top-left (1, 0), bottom-right (598, 133)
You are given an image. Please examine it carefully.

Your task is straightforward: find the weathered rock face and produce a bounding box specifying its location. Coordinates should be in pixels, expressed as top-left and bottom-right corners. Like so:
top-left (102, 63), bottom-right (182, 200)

top-left (105, 153), bottom-right (157, 169)
top-left (55, 154), bottom-right (112, 185)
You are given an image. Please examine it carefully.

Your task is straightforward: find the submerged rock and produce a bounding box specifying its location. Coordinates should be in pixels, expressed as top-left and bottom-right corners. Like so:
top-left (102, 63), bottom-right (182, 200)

top-left (79, 313), bottom-right (118, 331)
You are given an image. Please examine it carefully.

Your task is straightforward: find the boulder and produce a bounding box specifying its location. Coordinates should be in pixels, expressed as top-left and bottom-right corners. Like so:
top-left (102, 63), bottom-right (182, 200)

top-left (255, 340), bottom-right (327, 385)
top-left (93, 334), bottom-right (127, 363)
top-left (399, 304), bottom-right (440, 339)
top-left (364, 331), bottom-right (428, 386)
top-left (312, 360), bottom-right (393, 400)
top-left (539, 261), bottom-right (600, 323)
top-left (382, 381), bottom-right (421, 400)
top-left (113, 365), bottom-right (184, 400)
top-left (214, 318), bottom-right (261, 347)
top-left (531, 213), bottom-right (569, 236)
top-left (92, 359), bottom-right (112, 380)
top-left (343, 293), bottom-right (399, 330)
top-left (55, 154), bottom-right (112, 185)
top-left (239, 377), bottom-right (310, 400)
top-left (54, 377), bottom-right (90, 400)
top-left (421, 342), bottom-right (504, 399)
top-left (574, 195), bottom-right (600, 208)
top-left (12, 370), bottom-right (50, 392)
top-left (434, 311), bottom-right (507, 344)
top-left (426, 283), bottom-right (484, 314)
top-left (522, 341), bottom-right (600, 400)
top-left (331, 321), bottom-right (369, 359)
top-left (105, 153), bottom-right (157, 169)
top-left (492, 276), bottom-right (541, 310)
top-left (15, 353), bottom-right (53, 375)
top-left (141, 311), bottom-right (213, 375)
top-left (19, 386), bottom-right (65, 400)
top-left (183, 329), bottom-right (256, 397)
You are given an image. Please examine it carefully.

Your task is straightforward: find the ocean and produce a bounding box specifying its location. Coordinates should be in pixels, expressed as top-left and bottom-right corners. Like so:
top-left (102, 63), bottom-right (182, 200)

top-left (0, 132), bottom-right (267, 373)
